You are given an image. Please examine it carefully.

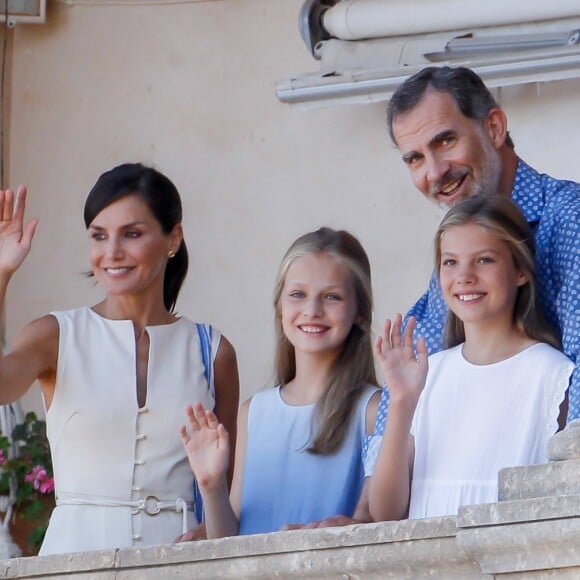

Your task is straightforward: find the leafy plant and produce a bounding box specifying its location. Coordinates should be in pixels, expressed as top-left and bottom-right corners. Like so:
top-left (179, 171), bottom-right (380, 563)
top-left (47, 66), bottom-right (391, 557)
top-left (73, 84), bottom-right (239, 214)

top-left (0, 412), bottom-right (54, 552)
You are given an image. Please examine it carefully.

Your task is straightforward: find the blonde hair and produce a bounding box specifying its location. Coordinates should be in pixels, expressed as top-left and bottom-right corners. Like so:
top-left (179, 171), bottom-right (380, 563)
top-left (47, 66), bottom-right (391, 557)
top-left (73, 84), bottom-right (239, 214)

top-left (434, 195), bottom-right (561, 349)
top-left (273, 227), bottom-right (378, 455)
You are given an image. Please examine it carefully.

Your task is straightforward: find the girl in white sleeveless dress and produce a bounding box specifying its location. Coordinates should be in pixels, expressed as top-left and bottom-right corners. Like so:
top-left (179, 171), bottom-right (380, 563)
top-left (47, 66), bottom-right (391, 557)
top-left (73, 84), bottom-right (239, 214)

top-left (368, 195), bottom-right (573, 522)
top-left (0, 164), bottom-right (240, 554)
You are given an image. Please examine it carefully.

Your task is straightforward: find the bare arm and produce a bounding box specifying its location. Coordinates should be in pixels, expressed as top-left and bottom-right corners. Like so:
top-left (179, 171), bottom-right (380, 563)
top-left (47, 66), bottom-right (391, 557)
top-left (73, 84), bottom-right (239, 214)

top-left (175, 333), bottom-right (240, 543)
top-left (0, 315), bottom-right (58, 404)
top-left (181, 402), bottom-right (239, 538)
top-left (0, 187), bottom-right (37, 297)
top-left (181, 399), bottom-right (250, 539)
top-left (212, 335), bottom-right (239, 488)
top-left (0, 186), bottom-right (56, 403)
top-left (369, 315), bottom-right (427, 522)
top-left (225, 398), bottom-right (249, 530)
top-left (352, 389), bottom-right (381, 523)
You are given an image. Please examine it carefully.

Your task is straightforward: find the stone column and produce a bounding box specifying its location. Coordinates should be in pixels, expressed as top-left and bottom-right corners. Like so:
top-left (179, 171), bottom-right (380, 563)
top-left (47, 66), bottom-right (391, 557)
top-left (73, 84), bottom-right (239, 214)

top-left (456, 421), bottom-right (580, 578)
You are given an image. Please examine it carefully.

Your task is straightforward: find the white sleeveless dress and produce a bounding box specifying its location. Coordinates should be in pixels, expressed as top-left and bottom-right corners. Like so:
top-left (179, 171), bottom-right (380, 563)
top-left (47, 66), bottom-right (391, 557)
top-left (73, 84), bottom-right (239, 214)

top-left (409, 343), bottom-right (573, 519)
top-left (39, 307), bottom-right (220, 555)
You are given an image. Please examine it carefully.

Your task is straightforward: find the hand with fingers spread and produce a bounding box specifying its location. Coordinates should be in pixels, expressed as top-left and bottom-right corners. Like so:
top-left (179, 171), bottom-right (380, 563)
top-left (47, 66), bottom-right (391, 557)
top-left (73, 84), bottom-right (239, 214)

top-left (0, 186), bottom-right (39, 278)
top-left (180, 402), bottom-right (230, 492)
top-left (368, 315), bottom-right (428, 522)
top-left (374, 314), bottom-right (428, 407)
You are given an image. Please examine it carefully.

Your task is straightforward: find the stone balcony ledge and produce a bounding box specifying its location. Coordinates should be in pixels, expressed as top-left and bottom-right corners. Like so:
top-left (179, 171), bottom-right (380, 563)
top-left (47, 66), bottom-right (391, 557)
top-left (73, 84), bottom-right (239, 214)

top-left (1, 423), bottom-right (579, 579)
top-left (1, 516), bottom-right (483, 579)
top-left (2, 493), bottom-right (578, 579)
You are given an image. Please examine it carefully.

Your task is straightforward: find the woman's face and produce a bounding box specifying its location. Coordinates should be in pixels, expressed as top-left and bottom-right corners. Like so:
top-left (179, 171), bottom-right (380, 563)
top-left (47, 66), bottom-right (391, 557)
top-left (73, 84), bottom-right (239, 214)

top-left (88, 194), bottom-right (182, 300)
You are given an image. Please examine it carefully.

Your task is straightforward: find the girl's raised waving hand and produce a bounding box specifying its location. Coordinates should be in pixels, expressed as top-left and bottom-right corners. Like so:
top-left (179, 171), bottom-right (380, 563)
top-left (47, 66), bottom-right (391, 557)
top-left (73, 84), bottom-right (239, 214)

top-left (181, 402), bottom-right (230, 491)
top-left (369, 315), bottom-right (428, 522)
top-left (181, 402), bottom-right (239, 538)
top-left (374, 314), bottom-right (428, 406)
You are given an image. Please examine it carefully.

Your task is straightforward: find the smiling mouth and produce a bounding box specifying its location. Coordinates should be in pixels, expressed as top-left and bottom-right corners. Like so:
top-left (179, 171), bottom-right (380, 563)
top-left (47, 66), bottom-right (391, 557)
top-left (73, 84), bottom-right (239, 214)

top-left (456, 293), bottom-right (484, 302)
top-left (439, 175), bottom-right (466, 196)
top-left (299, 325), bottom-right (328, 334)
top-left (104, 267), bottom-right (133, 275)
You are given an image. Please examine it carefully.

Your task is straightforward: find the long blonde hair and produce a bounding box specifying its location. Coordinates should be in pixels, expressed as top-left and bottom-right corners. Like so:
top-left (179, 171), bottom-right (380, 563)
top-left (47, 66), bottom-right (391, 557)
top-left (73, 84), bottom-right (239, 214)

top-left (434, 195), bottom-right (561, 349)
top-left (273, 227), bottom-right (378, 455)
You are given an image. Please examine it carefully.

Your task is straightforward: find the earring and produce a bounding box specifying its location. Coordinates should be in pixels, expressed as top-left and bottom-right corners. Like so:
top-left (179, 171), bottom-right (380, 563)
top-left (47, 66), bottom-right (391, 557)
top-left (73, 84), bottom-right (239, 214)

top-left (168, 250), bottom-right (176, 259)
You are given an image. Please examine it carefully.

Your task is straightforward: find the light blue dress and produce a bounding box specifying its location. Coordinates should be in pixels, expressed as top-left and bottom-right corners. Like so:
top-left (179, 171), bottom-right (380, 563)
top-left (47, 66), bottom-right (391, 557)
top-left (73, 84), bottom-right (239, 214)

top-left (239, 385), bottom-right (377, 535)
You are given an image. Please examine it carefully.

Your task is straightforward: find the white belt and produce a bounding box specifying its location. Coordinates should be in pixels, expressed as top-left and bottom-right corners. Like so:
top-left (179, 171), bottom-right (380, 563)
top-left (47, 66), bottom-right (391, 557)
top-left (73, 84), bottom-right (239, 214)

top-left (56, 495), bottom-right (193, 535)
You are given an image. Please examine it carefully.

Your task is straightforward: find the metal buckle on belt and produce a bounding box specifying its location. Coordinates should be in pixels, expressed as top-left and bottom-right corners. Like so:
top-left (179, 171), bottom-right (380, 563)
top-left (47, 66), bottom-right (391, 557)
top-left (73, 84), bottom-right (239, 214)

top-left (144, 495), bottom-right (162, 516)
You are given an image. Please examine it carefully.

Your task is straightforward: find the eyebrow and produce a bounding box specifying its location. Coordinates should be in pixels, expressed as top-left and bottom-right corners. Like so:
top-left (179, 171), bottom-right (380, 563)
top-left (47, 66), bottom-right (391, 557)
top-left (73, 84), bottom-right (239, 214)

top-left (401, 150), bottom-right (421, 164)
top-left (441, 248), bottom-right (501, 256)
top-left (88, 221), bottom-right (146, 230)
top-left (285, 281), bottom-right (348, 292)
top-left (430, 129), bottom-right (455, 147)
top-left (401, 130), bottom-right (456, 163)
top-left (286, 281), bottom-right (345, 288)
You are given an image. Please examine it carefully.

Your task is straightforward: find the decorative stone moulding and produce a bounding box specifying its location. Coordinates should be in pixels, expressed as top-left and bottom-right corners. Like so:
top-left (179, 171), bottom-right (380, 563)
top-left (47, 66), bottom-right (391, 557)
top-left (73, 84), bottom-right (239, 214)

top-left (1, 423), bottom-right (578, 578)
top-left (548, 418), bottom-right (580, 461)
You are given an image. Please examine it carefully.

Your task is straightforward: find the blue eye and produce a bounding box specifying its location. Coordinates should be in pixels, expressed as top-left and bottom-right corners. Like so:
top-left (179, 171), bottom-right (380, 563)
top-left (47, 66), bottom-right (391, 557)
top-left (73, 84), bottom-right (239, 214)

top-left (91, 233), bottom-right (106, 241)
top-left (326, 293), bottom-right (342, 301)
top-left (289, 291), bottom-right (305, 299)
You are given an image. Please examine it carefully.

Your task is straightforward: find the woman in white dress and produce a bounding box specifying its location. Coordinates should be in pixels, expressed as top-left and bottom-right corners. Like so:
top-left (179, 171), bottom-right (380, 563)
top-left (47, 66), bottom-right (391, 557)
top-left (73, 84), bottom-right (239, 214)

top-left (0, 163), bottom-right (239, 555)
top-left (368, 195), bottom-right (573, 522)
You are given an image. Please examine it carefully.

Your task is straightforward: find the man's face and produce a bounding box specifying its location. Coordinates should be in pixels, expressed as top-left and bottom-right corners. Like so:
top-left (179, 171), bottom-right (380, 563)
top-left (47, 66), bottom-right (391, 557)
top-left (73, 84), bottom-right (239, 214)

top-left (392, 89), bottom-right (502, 208)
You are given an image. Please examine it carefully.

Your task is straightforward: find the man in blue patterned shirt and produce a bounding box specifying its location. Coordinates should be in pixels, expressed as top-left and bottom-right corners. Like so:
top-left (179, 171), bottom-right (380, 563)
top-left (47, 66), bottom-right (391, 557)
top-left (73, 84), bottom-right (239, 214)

top-left (387, 66), bottom-right (580, 424)
top-left (294, 66), bottom-right (579, 530)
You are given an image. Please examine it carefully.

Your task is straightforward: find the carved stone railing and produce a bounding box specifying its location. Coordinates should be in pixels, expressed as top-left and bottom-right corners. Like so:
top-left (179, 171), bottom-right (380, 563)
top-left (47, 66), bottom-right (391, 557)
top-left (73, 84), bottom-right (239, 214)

top-left (1, 423), bottom-right (578, 579)
top-left (457, 419), bottom-right (580, 579)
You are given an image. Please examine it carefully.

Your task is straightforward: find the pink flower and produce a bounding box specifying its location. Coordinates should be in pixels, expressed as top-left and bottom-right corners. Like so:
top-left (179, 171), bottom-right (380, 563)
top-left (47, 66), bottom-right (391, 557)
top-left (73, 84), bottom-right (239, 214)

top-left (25, 465), bottom-right (48, 490)
top-left (0, 450), bottom-right (6, 466)
top-left (39, 478), bottom-right (54, 494)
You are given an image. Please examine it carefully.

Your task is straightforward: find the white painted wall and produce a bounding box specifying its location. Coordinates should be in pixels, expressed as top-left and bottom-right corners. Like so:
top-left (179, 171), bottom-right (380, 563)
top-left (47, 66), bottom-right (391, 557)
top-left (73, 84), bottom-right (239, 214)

top-left (6, 0), bottom-right (580, 414)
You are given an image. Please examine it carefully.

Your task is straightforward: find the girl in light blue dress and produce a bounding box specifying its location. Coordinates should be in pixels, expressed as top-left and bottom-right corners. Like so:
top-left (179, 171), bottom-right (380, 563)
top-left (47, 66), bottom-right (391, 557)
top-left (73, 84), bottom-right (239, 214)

top-left (181, 227), bottom-right (381, 537)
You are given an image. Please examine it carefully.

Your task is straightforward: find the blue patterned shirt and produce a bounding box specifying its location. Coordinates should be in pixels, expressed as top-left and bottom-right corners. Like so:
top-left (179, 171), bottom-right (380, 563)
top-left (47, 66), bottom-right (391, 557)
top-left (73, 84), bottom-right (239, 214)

top-left (368, 159), bottom-right (580, 456)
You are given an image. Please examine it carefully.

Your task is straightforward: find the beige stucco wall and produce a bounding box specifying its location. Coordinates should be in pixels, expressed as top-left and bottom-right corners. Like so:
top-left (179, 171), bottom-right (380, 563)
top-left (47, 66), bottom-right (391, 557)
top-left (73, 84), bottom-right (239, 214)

top-left (6, 0), bottom-right (580, 414)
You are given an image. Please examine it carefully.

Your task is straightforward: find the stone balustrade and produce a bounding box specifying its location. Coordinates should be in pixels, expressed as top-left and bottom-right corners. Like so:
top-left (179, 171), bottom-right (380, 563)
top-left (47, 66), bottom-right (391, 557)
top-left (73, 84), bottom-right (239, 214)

top-left (1, 422), bottom-right (578, 579)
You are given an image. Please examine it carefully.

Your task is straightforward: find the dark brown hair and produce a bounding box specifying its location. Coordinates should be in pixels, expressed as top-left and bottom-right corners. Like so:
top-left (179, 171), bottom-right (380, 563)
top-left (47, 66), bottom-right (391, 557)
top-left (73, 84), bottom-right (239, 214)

top-left (84, 163), bottom-right (187, 312)
top-left (387, 66), bottom-right (514, 149)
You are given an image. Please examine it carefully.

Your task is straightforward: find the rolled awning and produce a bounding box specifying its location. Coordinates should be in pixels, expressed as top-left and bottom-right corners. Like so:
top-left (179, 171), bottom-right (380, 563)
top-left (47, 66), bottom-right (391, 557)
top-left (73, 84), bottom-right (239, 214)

top-left (277, 0), bottom-right (580, 107)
